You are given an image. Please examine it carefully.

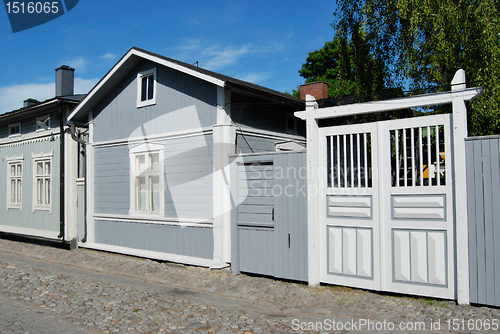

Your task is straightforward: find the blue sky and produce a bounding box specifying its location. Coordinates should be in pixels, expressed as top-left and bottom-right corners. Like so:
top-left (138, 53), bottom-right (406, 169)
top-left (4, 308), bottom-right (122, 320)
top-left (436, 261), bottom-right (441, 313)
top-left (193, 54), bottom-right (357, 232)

top-left (0, 0), bottom-right (338, 114)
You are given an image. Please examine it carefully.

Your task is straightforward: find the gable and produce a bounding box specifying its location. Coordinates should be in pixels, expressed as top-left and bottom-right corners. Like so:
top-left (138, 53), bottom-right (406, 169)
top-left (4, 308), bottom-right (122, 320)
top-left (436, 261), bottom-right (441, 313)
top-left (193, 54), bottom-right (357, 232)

top-left (91, 60), bottom-right (218, 143)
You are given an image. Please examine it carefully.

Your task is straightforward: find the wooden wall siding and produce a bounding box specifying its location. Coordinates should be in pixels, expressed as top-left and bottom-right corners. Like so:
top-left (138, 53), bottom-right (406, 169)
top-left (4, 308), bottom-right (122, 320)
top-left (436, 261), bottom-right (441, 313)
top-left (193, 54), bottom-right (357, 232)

top-left (94, 145), bottom-right (130, 215)
top-left (163, 134), bottom-right (213, 220)
top-left (236, 152), bottom-right (308, 282)
top-left (236, 134), bottom-right (279, 154)
top-left (466, 136), bottom-right (500, 307)
top-left (93, 61), bottom-right (217, 143)
top-left (93, 133), bottom-right (214, 220)
top-left (94, 220), bottom-right (214, 259)
top-left (0, 137), bottom-right (60, 232)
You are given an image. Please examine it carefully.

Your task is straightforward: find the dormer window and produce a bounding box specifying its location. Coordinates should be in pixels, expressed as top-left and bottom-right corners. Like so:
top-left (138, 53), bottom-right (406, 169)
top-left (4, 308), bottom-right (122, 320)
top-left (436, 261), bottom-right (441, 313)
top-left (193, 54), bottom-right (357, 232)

top-left (137, 68), bottom-right (157, 108)
top-left (9, 122), bottom-right (21, 137)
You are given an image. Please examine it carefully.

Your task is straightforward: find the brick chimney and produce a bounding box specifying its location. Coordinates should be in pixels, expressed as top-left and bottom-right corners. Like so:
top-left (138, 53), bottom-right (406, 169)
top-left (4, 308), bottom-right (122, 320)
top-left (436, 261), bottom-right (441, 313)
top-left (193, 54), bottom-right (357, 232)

top-left (300, 82), bottom-right (328, 100)
top-left (55, 65), bottom-right (75, 97)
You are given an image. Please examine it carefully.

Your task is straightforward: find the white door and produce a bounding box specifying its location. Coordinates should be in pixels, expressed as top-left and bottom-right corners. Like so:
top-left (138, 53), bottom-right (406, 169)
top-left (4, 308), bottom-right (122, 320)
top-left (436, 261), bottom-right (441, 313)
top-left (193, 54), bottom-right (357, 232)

top-left (318, 114), bottom-right (455, 299)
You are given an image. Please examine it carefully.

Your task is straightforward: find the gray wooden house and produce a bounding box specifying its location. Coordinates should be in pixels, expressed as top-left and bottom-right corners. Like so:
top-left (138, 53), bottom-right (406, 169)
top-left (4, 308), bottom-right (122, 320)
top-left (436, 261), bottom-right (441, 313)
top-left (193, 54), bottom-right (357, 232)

top-left (0, 66), bottom-right (85, 247)
top-left (68, 47), bottom-right (305, 267)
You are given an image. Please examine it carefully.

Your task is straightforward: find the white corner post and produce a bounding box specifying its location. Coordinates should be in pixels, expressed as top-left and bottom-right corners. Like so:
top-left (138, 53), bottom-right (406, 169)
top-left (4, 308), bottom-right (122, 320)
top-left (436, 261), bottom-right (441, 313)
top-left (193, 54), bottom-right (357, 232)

top-left (213, 87), bottom-right (236, 265)
top-left (303, 94), bottom-right (321, 287)
top-left (451, 69), bottom-right (470, 304)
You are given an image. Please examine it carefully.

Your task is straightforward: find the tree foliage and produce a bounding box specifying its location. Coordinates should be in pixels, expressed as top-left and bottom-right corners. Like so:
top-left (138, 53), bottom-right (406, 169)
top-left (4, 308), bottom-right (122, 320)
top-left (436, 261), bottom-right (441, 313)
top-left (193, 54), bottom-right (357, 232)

top-left (333, 0), bottom-right (500, 135)
top-left (298, 34), bottom-right (387, 99)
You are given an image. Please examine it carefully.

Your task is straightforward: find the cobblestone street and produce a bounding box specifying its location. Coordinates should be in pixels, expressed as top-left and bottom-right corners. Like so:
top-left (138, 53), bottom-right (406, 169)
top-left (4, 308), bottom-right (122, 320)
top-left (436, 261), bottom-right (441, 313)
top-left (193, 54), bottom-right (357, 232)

top-left (0, 238), bottom-right (499, 333)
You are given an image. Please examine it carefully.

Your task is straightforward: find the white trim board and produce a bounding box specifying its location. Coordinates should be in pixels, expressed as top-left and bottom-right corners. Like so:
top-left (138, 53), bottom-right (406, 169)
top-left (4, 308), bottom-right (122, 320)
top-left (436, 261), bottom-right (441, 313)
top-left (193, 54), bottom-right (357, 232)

top-left (0, 225), bottom-right (59, 240)
top-left (93, 214), bottom-right (213, 226)
top-left (79, 242), bottom-right (228, 269)
top-left (295, 87), bottom-right (483, 120)
top-left (91, 127), bottom-right (214, 148)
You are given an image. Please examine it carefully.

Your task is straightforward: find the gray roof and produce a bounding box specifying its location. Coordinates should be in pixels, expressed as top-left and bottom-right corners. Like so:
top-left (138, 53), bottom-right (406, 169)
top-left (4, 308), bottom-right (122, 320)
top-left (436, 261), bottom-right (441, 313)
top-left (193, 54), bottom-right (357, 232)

top-left (69, 47), bottom-right (304, 122)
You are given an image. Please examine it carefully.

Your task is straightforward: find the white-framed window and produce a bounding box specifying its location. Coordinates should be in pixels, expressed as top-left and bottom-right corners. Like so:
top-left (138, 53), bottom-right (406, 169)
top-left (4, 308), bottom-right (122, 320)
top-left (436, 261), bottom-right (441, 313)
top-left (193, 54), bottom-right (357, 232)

top-left (6, 156), bottom-right (23, 210)
top-left (286, 112), bottom-right (297, 134)
top-left (36, 115), bottom-right (50, 131)
top-left (136, 68), bottom-right (157, 108)
top-left (129, 143), bottom-right (164, 216)
top-left (9, 122), bottom-right (21, 137)
top-left (32, 152), bottom-right (53, 211)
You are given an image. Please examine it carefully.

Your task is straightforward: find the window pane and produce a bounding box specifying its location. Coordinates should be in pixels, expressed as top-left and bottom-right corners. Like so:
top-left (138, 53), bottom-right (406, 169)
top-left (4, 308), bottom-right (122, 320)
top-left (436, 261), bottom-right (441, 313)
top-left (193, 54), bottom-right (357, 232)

top-left (150, 153), bottom-right (159, 171)
top-left (136, 176), bottom-right (147, 212)
top-left (150, 175), bottom-right (160, 212)
top-left (17, 164), bottom-right (21, 176)
top-left (141, 77), bottom-right (148, 102)
top-left (45, 162), bottom-right (50, 175)
top-left (136, 155), bottom-right (146, 172)
top-left (11, 180), bottom-right (15, 203)
top-left (45, 179), bottom-right (50, 204)
top-left (17, 179), bottom-right (21, 203)
top-left (10, 165), bottom-right (15, 176)
top-left (37, 162), bottom-right (43, 175)
top-left (147, 75), bottom-right (154, 100)
top-left (37, 179), bottom-right (42, 204)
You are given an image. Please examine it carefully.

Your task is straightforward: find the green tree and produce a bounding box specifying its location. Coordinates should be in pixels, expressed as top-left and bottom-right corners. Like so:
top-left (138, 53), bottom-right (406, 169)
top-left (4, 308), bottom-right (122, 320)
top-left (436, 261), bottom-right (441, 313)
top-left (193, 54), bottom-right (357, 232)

top-left (333, 0), bottom-right (500, 135)
top-left (298, 33), bottom-right (387, 99)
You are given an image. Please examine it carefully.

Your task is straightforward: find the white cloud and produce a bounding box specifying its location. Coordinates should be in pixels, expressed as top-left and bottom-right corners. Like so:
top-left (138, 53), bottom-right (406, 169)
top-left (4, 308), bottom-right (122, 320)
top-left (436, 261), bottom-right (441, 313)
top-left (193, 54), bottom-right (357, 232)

top-left (101, 53), bottom-right (116, 61)
top-left (0, 77), bottom-right (99, 115)
top-left (236, 72), bottom-right (273, 84)
top-left (175, 40), bottom-right (285, 72)
top-left (62, 57), bottom-right (88, 72)
top-left (74, 77), bottom-right (98, 94)
top-left (203, 44), bottom-right (253, 71)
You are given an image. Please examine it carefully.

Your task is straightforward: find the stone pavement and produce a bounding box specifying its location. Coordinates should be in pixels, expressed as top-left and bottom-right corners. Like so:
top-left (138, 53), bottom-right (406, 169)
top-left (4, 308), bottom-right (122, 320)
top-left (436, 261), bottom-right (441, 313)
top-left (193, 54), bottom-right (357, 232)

top-left (0, 238), bottom-right (498, 333)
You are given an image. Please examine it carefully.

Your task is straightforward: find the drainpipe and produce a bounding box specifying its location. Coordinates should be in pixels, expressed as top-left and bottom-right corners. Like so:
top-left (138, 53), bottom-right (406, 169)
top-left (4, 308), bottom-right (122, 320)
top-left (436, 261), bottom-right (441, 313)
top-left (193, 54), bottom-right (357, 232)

top-left (68, 124), bottom-right (88, 243)
top-left (58, 103), bottom-right (65, 243)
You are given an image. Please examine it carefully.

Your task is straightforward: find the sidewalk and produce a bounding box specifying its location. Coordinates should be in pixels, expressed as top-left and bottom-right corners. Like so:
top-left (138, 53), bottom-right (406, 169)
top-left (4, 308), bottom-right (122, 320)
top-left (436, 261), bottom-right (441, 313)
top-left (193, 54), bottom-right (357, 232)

top-left (0, 237), bottom-right (498, 333)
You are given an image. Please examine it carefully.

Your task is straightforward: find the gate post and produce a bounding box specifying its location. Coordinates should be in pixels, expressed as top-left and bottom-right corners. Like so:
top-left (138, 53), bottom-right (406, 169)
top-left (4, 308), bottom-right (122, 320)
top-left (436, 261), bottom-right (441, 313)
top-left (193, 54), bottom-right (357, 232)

top-left (451, 69), bottom-right (470, 304)
top-left (304, 95), bottom-right (321, 287)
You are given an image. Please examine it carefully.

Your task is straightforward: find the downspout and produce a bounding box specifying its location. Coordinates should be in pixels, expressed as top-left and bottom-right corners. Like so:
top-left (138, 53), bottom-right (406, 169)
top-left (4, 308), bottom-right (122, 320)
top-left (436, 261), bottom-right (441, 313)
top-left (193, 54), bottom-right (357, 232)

top-left (58, 103), bottom-right (65, 243)
top-left (68, 124), bottom-right (88, 243)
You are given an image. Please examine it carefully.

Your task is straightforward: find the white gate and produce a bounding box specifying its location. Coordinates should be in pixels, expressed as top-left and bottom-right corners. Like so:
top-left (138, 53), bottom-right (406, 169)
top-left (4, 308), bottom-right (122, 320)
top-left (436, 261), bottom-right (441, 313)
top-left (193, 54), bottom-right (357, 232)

top-left (318, 114), bottom-right (455, 298)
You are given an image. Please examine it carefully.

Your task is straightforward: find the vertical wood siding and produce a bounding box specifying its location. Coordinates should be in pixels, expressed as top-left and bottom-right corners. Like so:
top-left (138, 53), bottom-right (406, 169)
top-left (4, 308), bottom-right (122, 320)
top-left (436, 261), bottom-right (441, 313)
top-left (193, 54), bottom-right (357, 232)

top-left (92, 61), bottom-right (217, 143)
top-left (0, 137), bottom-right (61, 233)
top-left (466, 136), bottom-right (500, 307)
top-left (94, 220), bottom-right (213, 259)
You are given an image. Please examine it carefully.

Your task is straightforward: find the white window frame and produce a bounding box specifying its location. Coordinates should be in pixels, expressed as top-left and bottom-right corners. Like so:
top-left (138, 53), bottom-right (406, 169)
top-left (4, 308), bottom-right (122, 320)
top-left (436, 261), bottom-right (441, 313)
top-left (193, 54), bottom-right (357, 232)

top-left (136, 68), bottom-right (157, 108)
top-left (9, 122), bottom-right (21, 137)
top-left (32, 152), bottom-right (53, 212)
top-left (36, 115), bottom-right (51, 132)
top-left (6, 155), bottom-right (23, 210)
top-left (129, 143), bottom-right (164, 216)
